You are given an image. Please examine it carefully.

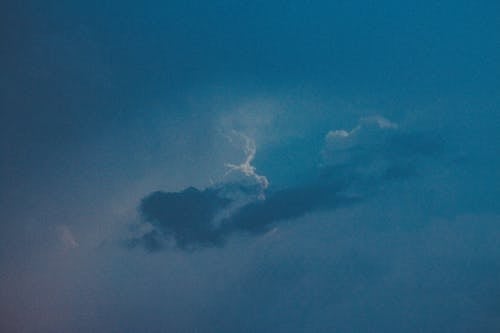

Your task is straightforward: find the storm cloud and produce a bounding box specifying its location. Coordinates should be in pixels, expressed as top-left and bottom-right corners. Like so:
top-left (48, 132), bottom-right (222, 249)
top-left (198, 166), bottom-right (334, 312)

top-left (129, 117), bottom-right (444, 251)
top-left (3, 2), bottom-right (498, 331)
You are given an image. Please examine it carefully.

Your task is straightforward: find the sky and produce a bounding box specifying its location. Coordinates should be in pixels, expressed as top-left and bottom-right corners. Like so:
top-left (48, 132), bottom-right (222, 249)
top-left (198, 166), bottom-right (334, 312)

top-left (1, 1), bottom-right (499, 332)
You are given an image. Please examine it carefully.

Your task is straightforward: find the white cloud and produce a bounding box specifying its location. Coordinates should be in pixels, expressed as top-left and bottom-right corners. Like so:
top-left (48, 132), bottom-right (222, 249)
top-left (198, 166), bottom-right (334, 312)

top-left (323, 115), bottom-right (399, 166)
top-left (224, 131), bottom-right (269, 198)
top-left (361, 115), bottom-right (399, 129)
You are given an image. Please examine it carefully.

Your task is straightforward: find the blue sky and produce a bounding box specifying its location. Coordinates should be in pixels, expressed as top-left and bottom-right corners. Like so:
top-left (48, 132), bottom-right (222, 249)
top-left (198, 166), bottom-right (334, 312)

top-left (1, 1), bottom-right (499, 332)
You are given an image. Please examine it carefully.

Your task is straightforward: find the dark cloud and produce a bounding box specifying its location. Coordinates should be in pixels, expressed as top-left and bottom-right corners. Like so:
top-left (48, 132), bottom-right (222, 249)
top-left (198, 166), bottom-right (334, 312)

top-left (132, 187), bottom-right (231, 249)
top-left (130, 181), bottom-right (360, 251)
top-left (129, 117), bottom-right (444, 251)
top-left (224, 183), bottom-right (360, 234)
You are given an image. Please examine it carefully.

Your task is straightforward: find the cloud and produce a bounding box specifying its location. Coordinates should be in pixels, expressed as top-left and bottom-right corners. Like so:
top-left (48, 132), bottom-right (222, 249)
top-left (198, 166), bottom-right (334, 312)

top-left (129, 181), bottom-right (360, 251)
top-left (129, 187), bottom-right (232, 250)
top-left (221, 183), bottom-right (360, 234)
top-left (224, 131), bottom-right (269, 198)
top-left (321, 116), bottom-right (444, 188)
top-left (56, 225), bottom-right (79, 250)
top-left (323, 115), bottom-right (399, 164)
top-left (128, 116), bottom-right (444, 251)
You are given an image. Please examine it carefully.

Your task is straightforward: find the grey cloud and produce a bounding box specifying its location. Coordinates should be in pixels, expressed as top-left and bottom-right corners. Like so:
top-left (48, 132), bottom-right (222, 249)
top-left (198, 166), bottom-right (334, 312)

top-left (129, 117), bottom-right (444, 251)
top-left (321, 117), bottom-right (444, 187)
top-left (130, 187), bottom-right (232, 250)
top-left (128, 176), bottom-right (362, 251)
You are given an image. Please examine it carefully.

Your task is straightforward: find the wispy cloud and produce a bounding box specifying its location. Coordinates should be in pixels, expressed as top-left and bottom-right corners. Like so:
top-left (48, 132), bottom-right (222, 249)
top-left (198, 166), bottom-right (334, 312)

top-left (224, 131), bottom-right (269, 198)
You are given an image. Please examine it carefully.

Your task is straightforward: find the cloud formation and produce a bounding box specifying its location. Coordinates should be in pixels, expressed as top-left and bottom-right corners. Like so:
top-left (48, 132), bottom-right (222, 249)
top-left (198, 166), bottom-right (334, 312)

top-left (128, 117), bottom-right (443, 251)
top-left (321, 116), bottom-right (443, 188)
top-left (224, 131), bottom-right (269, 198)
